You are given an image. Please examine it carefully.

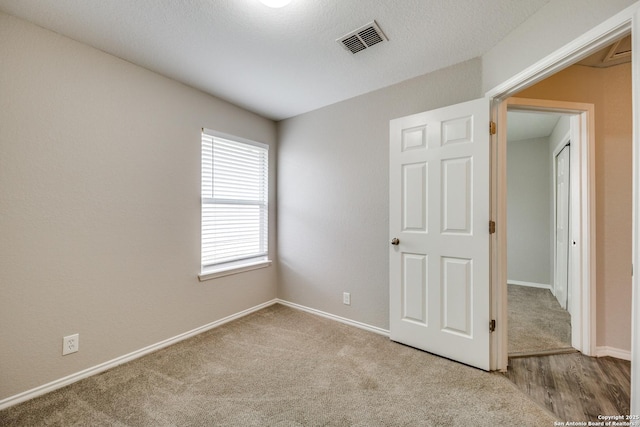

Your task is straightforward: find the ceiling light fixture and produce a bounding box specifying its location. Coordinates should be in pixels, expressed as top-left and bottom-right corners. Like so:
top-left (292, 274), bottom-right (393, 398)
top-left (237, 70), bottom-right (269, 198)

top-left (259, 0), bottom-right (291, 7)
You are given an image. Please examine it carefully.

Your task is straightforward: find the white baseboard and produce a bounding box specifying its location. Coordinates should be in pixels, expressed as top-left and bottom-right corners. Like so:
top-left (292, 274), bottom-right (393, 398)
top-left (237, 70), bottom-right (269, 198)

top-left (595, 346), bottom-right (631, 361)
top-left (0, 299), bottom-right (278, 411)
top-left (276, 299), bottom-right (390, 337)
top-left (507, 280), bottom-right (552, 290)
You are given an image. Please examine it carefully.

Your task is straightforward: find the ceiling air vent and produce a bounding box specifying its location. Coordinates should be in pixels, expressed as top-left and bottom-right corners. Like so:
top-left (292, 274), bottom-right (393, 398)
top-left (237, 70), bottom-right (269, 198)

top-left (337, 21), bottom-right (387, 54)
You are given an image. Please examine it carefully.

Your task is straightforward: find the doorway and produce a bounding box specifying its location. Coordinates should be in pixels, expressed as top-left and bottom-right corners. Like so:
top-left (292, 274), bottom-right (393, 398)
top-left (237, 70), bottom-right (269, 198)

top-left (492, 38), bottom-right (635, 417)
top-left (506, 108), bottom-right (576, 357)
top-left (499, 96), bottom-right (597, 363)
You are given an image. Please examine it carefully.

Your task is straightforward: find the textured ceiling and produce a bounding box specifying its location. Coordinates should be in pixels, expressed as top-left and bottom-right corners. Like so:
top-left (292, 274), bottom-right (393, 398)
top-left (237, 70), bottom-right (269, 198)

top-left (0, 0), bottom-right (551, 120)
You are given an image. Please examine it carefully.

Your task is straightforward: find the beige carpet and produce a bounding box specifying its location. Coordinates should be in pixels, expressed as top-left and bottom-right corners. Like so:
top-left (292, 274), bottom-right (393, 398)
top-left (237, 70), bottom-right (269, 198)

top-left (508, 284), bottom-right (572, 355)
top-left (1, 304), bottom-right (558, 426)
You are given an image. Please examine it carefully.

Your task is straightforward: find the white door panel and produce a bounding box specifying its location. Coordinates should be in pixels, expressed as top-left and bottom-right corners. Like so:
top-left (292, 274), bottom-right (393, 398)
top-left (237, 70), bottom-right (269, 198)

top-left (390, 98), bottom-right (491, 370)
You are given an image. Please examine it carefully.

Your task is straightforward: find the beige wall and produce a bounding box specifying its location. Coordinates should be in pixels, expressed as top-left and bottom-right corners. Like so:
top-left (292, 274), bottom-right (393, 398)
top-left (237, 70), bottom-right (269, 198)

top-left (277, 59), bottom-right (482, 329)
top-left (517, 63), bottom-right (633, 351)
top-left (0, 12), bottom-right (278, 400)
top-left (507, 137), bottom-right (552, 286)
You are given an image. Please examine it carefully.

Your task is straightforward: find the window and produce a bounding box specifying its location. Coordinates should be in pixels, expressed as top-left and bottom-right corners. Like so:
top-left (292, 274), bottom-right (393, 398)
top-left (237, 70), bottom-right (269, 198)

top-left (200, 130), bottom-right (270, 280)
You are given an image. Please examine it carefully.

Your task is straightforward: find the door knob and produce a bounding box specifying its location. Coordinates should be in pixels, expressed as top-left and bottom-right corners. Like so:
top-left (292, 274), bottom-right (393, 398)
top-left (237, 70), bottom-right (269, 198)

top-left (391, 238), bottom-right (400, 245)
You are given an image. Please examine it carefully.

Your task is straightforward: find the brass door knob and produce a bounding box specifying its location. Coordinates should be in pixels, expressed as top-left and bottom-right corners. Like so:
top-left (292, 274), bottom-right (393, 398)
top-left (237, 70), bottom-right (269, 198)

top-left (391, 238), bottom-right (400, 245)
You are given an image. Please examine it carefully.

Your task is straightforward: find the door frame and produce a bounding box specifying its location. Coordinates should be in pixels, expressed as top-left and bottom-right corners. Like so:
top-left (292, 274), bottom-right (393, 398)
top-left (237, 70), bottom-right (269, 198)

top-left (485, 5), bottom-right (636, 377)
top-left (502, 98), bottom-right (595, 358)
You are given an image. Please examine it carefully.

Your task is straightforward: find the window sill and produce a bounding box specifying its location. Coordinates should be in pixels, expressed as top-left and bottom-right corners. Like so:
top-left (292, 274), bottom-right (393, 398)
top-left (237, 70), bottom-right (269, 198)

top-left (198, 259), bottom-right (272, 282)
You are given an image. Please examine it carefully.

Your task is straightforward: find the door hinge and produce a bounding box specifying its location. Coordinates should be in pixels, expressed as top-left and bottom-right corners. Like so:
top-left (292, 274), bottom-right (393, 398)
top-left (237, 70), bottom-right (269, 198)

top-left (489, 121), bottom-right (497, 135)
top-left (489, 319), bottom-right (496, 332)
top-left (489, 220), bottom-right (496, 234)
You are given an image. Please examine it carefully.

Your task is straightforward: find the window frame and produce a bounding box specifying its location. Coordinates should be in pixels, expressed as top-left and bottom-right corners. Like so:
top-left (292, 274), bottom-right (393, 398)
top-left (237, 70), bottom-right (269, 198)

top-left (198, 129), bottom-right (271, 281)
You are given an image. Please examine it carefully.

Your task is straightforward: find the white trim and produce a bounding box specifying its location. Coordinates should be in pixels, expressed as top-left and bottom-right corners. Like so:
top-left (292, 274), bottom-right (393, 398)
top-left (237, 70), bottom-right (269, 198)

top-left (507, 280), bottom-right (552, 290)
top-left (0, 299), bottom-right (278, 411)
top-left (595, 346), bottom-right (632, 361)
top-left (199, 259), bottom-right (272, 281)
top-left (276, 299), bottom-right (390, 337)
top-left (486, 4), bottom-right (634, 100)
top-left (570, 111), bottom-right (595, 356)
top-left (632, 6), bottom-right (640, 417)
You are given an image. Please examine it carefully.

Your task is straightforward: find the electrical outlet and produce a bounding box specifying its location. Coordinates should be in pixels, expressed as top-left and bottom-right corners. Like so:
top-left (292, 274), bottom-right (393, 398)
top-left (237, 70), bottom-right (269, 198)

top-left (343, 292), bottom-right (351, 305)
top-left (62, 334), bottom-right (79, 355)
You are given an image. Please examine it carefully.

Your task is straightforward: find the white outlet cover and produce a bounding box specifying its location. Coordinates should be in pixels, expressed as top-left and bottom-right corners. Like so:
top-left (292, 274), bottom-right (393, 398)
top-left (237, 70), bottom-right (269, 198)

top-left (63, 333), bottom-right (79, 355)
top-left (343, 292), bottom-right (351, 305)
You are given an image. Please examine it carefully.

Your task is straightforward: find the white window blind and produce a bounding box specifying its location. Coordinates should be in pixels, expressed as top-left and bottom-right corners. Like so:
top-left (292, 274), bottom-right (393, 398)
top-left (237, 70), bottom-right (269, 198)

top-left (201, 131), bottom-right (268, 270)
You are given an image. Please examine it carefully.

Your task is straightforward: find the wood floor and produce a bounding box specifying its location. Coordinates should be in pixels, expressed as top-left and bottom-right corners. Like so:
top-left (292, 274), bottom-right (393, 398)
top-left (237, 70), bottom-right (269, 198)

top-left (502, 353), bottom-right (631, 422)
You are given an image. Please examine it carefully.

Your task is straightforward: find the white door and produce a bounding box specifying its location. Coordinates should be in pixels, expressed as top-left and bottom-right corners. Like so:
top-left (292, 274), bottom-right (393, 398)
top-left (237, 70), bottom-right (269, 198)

top-left (555, 144), bottom-right (571, 310)
top-left (389, 98), bottom-right (491, 370)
